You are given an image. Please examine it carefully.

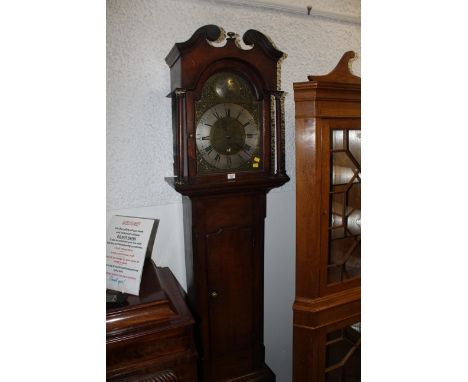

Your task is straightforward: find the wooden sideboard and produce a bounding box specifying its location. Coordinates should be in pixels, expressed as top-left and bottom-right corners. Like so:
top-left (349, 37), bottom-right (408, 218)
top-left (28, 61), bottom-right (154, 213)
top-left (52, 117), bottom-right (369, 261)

top-left (106, 260), bottom-right (197, 381)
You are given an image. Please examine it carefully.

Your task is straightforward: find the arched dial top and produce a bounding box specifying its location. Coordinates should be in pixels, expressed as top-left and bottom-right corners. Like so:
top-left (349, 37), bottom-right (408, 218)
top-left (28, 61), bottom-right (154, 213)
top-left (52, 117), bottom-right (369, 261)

top-left (195, 71), bottom-right (262, 174)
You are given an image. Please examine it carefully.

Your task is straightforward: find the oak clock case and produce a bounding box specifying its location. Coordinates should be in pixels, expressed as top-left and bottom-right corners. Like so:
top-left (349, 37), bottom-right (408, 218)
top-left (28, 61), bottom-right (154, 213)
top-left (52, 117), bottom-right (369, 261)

top-left (165, 25), bottom-right (288, 382)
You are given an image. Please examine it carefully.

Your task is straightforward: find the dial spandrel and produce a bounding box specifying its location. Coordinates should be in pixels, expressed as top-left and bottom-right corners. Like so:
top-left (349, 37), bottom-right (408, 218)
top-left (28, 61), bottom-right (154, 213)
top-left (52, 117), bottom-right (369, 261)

top-left (195, 72), bottom-right (262, 173)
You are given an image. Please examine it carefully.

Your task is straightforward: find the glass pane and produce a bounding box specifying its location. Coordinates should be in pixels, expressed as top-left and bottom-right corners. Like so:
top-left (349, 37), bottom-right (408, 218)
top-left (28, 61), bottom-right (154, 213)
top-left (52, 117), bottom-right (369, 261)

top-left (347, 184), bottom-right (361, 236)
top-left (332, 130), bottom-right (345, 149)
top-left (331, 227), bottom-right (346, 240)
top-left (330, 193), bottom-right (345, 227)
top-left (328, 129), bottom-right (361, 284)
top-left (325, 322), bottom-right (361, 382)
top-left (332, 152), bottom-right (359, 186)
top-left (349, 130), bottom-right (361, 165)
top-left (328, 237), bottom-right (360, 283)
top-left (347, 183), bottom-right (361, 211)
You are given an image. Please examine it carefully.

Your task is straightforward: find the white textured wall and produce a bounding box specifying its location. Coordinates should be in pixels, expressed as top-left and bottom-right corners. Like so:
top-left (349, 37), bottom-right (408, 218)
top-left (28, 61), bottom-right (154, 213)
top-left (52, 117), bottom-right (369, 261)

top-left (107, 1), bottom-right (360, 380)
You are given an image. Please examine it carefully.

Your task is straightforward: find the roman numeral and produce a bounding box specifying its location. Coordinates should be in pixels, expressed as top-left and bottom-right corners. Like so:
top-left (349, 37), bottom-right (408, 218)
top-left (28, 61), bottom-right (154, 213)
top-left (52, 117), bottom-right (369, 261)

top-left (214, 153), bottom-right (221, 162)
top-left (225, 107), bottom-right (231, 117)
top-left (201, 136), bottom-right (210, 140)
top-left (213, 111), bottom-right (221, 120)
top-left (205, 123), bottom-right (214, 127)
top-left (205, 145), bottom-right (213, 154)
top-left (226, 156), bottom-right (232, 168)
top-left (242, 120), bottom-right (252, 128)
top-left (235, 109), bottom-right (243, 120)
top-left (246, 133), bottom-right (257, 138)
top-left (242, 144), bottom-right (251, 155)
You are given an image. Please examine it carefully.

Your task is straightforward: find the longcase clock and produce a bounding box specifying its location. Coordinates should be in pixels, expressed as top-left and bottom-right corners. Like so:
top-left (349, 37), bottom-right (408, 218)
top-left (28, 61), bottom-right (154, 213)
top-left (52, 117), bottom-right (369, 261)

top-left (165, 25), bottom-right (289, 382)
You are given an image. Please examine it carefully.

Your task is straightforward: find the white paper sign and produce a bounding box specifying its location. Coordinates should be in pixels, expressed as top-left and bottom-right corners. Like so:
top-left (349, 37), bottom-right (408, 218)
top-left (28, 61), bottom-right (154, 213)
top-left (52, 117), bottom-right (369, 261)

top-left (106, 216), bottom-right (158, 295)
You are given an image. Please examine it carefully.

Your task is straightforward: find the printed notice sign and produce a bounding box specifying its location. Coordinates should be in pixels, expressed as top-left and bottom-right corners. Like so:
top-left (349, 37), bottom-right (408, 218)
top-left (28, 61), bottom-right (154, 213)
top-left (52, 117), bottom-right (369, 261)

top-left (106, 216), bottom-right (159, 295)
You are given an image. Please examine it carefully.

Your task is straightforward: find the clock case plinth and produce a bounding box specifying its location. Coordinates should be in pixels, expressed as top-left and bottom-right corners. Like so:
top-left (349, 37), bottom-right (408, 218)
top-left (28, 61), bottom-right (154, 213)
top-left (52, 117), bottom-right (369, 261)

top-left (165, 25), bottom-right (288, 382)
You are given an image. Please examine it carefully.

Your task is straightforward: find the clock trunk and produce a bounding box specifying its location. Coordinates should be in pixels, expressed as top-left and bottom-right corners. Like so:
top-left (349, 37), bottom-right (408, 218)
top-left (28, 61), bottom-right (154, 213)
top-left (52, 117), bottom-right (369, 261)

top-left (183, 192), bottom-right (273, 381)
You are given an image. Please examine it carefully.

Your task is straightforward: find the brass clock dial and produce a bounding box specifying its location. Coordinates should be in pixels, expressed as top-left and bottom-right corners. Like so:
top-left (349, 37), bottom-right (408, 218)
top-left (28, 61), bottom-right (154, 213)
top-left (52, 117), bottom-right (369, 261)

top-left (196, 103), bottom-right (259, 170)
top-left (195, 71), bottom-right (262, 174)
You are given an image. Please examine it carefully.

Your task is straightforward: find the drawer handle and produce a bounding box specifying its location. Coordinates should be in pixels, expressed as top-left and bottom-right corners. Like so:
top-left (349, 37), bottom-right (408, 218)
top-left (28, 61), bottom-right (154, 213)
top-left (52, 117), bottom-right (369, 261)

top-left (211, 291), bottom-right (219, 298)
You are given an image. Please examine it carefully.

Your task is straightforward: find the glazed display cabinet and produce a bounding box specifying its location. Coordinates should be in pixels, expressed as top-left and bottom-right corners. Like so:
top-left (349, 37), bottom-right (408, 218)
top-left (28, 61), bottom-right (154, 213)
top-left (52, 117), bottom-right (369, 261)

top-left (293, 52), bottom-right (361, 382)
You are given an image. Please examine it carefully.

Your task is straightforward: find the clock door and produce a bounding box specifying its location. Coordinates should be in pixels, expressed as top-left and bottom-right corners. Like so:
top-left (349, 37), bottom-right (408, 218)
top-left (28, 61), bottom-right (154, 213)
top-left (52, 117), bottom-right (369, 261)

top-left (206, 226), bottom-right (258, 379)
top-left (206, 226), bottom-right (255, 356)
top-left (194, 192), bottom-right (264, 380)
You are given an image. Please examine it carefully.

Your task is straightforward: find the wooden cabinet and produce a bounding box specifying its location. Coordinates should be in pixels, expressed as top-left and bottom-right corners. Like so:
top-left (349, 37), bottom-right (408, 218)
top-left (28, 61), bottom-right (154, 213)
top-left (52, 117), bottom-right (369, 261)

top-left (293, 52), bottom-right (361, 382)
top-left (106, 260), bottom-right (197, 381)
